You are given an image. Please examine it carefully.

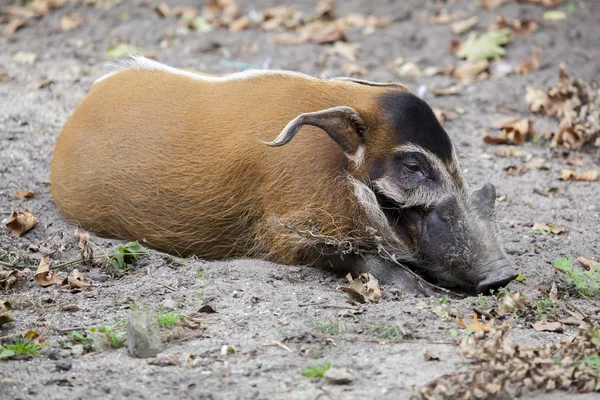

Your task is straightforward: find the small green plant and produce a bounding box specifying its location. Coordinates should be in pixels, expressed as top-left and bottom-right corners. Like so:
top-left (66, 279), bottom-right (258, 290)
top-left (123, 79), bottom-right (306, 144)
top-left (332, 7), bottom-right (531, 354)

top-left (535, 297), bottom-right (558, 320)
top-left (301, 360), bottom-right (332, 378)
top-left (307, 318), bottom-right (346, 335)
top-left (1, 339), bottom-right (45, 358)
top-left (554, 257), bottom-right (600, 298)
top-left (157, 311), bottom-right (182, 328)
top-left (70, 331), bottom-right (93, 347)
top-left (193, 288), bottom-right (204, 302)
top-left (363, 323), bottom-right (405, 340)
top-left (108, 241), bottom-right (147, 271)
top-left (478, 294), bottom-right (489, 310)
top-left (92, 325), bottom-right (126, 349)
top-left (439, 295), bottom-right (451, 305)
top-left (432, 306), bottom-right (456, 322)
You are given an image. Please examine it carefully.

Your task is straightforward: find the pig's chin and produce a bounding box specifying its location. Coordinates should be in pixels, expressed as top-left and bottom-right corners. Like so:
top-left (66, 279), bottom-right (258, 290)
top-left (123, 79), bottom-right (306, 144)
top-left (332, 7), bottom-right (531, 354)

top-left (406, 258), bottom-right (478, 293)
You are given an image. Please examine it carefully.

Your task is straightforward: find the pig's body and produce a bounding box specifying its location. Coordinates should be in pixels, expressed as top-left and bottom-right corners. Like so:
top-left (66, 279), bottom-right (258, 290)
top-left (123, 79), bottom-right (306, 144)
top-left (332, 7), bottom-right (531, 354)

top-left (51, 56), bottom-right (517, 293)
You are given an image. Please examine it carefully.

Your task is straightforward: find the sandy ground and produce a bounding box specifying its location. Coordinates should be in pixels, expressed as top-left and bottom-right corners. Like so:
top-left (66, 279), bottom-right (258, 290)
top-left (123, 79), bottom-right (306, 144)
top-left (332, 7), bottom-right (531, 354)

top-left (0, 0), bottom-right (599, 399)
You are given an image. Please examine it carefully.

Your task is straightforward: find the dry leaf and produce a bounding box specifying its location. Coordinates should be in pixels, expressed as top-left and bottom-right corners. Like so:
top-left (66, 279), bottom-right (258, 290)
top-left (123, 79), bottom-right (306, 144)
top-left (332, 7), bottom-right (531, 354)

top-left (332, 41), bottom-right (360, 61)
top-left (453, 59), bottom-right (489, 84)
top-left (531, 222), bottom-right (566, 234)
top-left (433, 108), bottom-right (458, 126)
top-left (560, 169), bottom-right (599, 182)
top-left (424, 351), bottom-right (440, 361)
top-left (34, 255), bottom-right (62, 287)
top-left (3, 18), bottom-right (27, 37)
top-left (202, 0), bottom-right (239, 28)
top-left (229, 16), bottom-right (250, 32)
top-left (148, 353), bottom-right (180, 366)
top-left (482, 0), bottom-right (509, 10)
top-left (61, 269), bottom-right (91, 290)
top-left (577, 257), bottom-right (600, 271)
top-left (341, 63), bottom-right (367, 77)
top-left (483, 118), bottom-right (535, 145)
top-left (515, 49), bottom-right (541, 75)
top-left (532, 321), bottom-right (564, 332)
top-left (395, 62), bottom-right (421, 78)
top-left (315, 0), bottom-right (336, 20)
top-left (456, 314), bottom-right (494, 332)
top-left (491, 16), bottom-right (537, 36)
top-left (431, 84), bottom-right (463, 96)
top-left (0, 268), bottom-right (25, 290)
top-left (448, 39), bottom-right (462, 54)
top-left (152, 2), bottom-right (171, 17)
top-left (60, 12), bottom-right (84, 31)
top-left (451, 16), bottom-right (478, 35)
top-left (13, 190), bottom-right (34, 198)
top-left (5, 209), bottom-right (38, 237)
top-left (341, 273), bottom-right (381, 304)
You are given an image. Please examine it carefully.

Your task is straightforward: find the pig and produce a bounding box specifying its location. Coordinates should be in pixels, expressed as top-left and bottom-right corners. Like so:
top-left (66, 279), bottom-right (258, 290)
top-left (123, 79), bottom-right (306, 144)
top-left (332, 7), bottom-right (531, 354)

top-left (50, 56), bottom-right (517, 294)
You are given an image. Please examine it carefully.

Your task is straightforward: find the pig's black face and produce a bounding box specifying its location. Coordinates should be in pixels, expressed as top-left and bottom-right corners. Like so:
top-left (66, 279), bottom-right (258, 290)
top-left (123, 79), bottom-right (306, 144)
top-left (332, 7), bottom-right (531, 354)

top-left (386, 183), bottom-right (517, 294)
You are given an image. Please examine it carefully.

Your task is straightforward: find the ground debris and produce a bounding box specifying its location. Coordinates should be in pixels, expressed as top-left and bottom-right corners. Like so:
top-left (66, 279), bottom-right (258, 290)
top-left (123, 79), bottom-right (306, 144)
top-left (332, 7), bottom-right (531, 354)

top-left (5, 209), bottom-right (38, 238)
top-left (525, 66), bottom-right (600, 153)
top-left (416, 324), bottom-right (600, 399)
top-left (341, 273), bottom-right (381, 304)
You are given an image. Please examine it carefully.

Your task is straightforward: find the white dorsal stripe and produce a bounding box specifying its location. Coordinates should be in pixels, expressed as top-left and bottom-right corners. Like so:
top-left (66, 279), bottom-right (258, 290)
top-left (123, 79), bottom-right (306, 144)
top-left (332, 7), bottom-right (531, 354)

top-left (93, 55), bottom-right (317, 85)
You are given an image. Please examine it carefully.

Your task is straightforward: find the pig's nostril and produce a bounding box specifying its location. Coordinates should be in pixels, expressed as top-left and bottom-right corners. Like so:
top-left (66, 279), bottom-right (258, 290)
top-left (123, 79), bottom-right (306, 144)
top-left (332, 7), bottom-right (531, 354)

top-left (477, 271), bottom-right (518, 294)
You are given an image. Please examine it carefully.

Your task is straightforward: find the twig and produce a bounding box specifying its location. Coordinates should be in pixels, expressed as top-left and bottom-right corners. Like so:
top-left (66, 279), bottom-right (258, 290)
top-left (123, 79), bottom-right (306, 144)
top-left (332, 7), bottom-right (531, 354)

top-left (473, 308), bottom-right (494, 321)
top-left (315, 334), bottom-right (453, 345)
top-left (298, 300), bottom-right (329, 307)
top-left (271, 341), bottom-right (293, 352)
top-left (56, 326), bottom-right (85, 333)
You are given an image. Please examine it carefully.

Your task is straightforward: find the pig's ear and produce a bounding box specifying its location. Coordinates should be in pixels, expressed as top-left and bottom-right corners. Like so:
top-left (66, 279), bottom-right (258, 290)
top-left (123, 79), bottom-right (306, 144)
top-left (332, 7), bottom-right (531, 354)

top-left (263, 106), bottom-right (366, 162)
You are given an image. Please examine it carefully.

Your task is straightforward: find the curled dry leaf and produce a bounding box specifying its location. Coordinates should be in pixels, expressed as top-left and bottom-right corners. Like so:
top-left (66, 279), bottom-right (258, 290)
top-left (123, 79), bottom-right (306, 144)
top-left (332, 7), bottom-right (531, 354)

top-left (331, 41), bottom-right (360, 61)
top-left (494, 145), bottom-right (526, 157)
top-left (491, 16), bottom-right (537, 36)
top-left (451, 16), bottom-right (478, 35)
top-left (424, 351), bottom-right (440, 361)
top-left (0, 267), bottom-right (26, 290)
top-left (202, 0), bottom-right (239, 28)
top-left (34, 255), bottom-right (62, 287)
top-left (515, 49), bottom-right (541, 75)
top-left (13, 190), bottom-right (34, 198)
top-left (341, 63), bottom-right (367, 77)
top-left (3, 18), bottom-right (27, 37)
top-left (532, 222), bottom-right (566, 234)
top-left (577, 257), bottom-right (600, 271)
top-left (432, 108), bottom-right (458, 126)
top-left (61, 269), bottom-right (91, 290)
top-left (395, 62), bottom-right (421, 79)
top-left (560, 169), bottom-right (599, 182)
top-left (60, 12), bottom-right (84, 31)
top-left (5, 209), bottom-right (38, 237)
top-left (456, 313), bottom-right (494, 333)
top-left (341, 273), bottom-right (381, 304)
top-left (431, 84), bottom-right (463, 97)
top-left (315, 0), bottom-right (336, 20)
top-left (453, 59), bottom-right (489, 84)
top-left (532, 321), bottom-right (564, 333)
top-left (483, 118), bottom-right (535, 145)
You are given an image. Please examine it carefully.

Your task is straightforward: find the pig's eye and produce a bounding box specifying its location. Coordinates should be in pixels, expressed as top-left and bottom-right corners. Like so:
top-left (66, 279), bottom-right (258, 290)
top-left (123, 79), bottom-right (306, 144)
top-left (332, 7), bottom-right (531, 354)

top-left (404, 162), bottom-right (420, 173)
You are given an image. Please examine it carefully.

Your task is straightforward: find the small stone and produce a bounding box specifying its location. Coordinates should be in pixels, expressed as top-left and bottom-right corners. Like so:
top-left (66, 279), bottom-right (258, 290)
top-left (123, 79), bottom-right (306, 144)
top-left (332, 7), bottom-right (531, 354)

top-left (324, 368), bottom-right (353, 385)
top-left (55, 360), bottom-right (72, 372)
top-left (71, 344), bottom-right (84, 357)
top-left (47, 349), bottom-right (60, 360)
top-left (162, 298), bottom-right (176, 312)
top-left (127, 311), bottom-right (161, 358)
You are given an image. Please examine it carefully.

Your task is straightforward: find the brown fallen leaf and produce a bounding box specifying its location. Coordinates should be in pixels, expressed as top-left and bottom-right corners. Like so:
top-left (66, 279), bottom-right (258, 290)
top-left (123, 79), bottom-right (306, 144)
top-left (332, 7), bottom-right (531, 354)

top-left (341, 63), bottom-right (368, 77)
top-left (424, 351), bottom-right (440, 361)
top-left (60, 12), bottom-right (84, 31)
top-left (315, 0), bottom-right (336, 20)
top-left (491, 16), bottom-right (537, 36)
top-left (147, 353), bottom-right (181, 366)
top-left (448, 39), bottom-right (462, 54)
top-left (577, 257), bottom-right (600, 271)
top-left (3, 18), bottom-right (27, 37)
top-left (229, 16), bottom-right (250, 32)
top-left (531, 222), bottom-right (566, 234)
top-left (494, 146), bottom-right (526, 157)
top-left (483, 118), bottom-right (535, 145)
top-left (453, 59), bottom-right (489, 84)
top-left (432, 108), bottom-right (458, 126)
top-left (431, 84), bottom-right (463, 96)
top-left (560, 169), bottom-right (599, 182)
top-left (497, 291), bottom-right (527, 315)
top-left (332, 41), bottom-right (360, 61)
top-left (482, 0), bottom-right (509, 10)
top-left (34, 78), bottom-right (54, 90)
top-left (515, 49), bottom-right (541, 75)
top-left (0, 268), bottom-right (25, 290)
top-left (13, 190), bottom-right (34, 198)
top-left (5, 209), bottom-right (38, 237)
top-left (341, 273), bottom-right (381, 304)
top-left (61, 269), bottom-right (91, 290)
top-left (451, 16), bottom-right (479, 35)
top-left (152, 2), bottom-right (171, 17)
top-left (532, 321), bottom-right (564, 333)
top-left (34, 255), bottom-right (62, 287)
top-left (202, 0), bottom-right (239, 28)
top-left (456, 313), bottom-right (494, 333)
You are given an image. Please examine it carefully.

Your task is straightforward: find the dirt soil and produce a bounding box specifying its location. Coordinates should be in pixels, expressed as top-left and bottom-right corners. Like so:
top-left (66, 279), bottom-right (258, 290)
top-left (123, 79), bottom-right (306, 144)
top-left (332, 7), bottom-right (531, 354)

top-left (1, 0), bottom-right (600, 399)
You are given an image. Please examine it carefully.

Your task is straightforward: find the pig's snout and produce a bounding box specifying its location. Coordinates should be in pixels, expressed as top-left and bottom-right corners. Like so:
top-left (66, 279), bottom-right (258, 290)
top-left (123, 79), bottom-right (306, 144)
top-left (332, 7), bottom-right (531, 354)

top-left (476, 259), bottom-right (518, 294)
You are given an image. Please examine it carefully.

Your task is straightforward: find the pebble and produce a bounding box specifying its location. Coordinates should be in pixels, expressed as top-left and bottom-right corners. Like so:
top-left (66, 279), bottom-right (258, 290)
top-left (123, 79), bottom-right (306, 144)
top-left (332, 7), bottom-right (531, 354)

top-left (55, 359), bottom-right (72, 372)
top-left (127, 311), bottom-right (161, 358)
top-left (324, 368), bottom-right (353, 385)
top-left (71, 344), bottom-right (84, 357)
